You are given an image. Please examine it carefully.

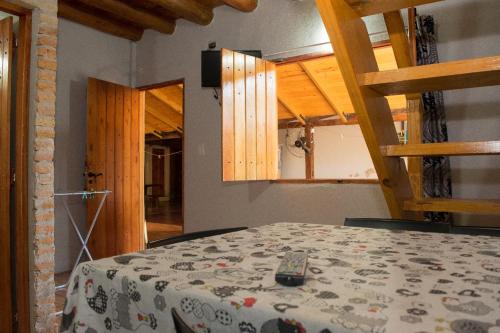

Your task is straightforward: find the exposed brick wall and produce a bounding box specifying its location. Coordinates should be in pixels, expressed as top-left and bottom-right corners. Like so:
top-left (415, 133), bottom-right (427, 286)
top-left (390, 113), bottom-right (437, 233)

top-left (14, 0), bottom-right (59, 331)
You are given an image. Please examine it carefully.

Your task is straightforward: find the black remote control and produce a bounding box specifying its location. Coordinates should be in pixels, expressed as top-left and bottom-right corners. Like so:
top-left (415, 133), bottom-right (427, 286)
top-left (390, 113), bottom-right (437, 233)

top-left (275, 252), bottom-right (308, 287)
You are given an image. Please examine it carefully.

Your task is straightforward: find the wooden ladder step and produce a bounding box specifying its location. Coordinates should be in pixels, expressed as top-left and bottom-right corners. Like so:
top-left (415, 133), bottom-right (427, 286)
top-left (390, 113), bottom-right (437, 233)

top-left (381, 141), bottom-right (500, 157)
top-left (405, 199), bottom-right (500, 215)
top-left (359, 55), bottom-right (500, 95)
top-left (346, 0), bottom-right (443, 17)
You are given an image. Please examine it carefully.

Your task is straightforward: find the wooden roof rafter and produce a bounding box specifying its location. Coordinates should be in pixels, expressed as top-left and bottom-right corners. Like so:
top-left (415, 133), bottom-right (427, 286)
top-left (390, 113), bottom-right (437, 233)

top-left (75, 0), bottom-right (176, 34)
top-left (277, 96), bottom-right (306, 125)
top-left (146, 109), bottom-right (183, 134)
top-left (298, 61), bottom-right (348, 123)
top-left (145, 113), bottom-right (176, 132)
top-left (58, 1), bottom-right (144, 41)
top-left (146, 92), bottom-right (184, 134)
top-left (276, 44), bottom-right (408, 123)
top-left (278, 108), bottom-right (408, 129)
top-left (148, 88), bottom-right (183, 114)
top-left (58, 0), bottom-right (259, 41)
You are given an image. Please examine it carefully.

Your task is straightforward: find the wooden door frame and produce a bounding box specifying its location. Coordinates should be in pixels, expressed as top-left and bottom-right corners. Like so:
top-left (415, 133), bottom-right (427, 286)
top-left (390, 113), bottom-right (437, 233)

top-left (138, 78), bottom-right (185, 238)
top-left (0, 1), bottom-right (32, 332)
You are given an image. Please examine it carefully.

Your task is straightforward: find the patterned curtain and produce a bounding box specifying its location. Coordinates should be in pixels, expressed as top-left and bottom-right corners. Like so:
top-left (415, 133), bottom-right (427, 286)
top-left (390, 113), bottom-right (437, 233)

top-left (416, 15), bottom-right (452, 222)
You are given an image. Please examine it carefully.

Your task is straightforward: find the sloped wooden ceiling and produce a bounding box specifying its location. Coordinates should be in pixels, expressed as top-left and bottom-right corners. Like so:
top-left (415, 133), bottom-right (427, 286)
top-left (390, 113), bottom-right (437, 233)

top-left (145, 84), bottom-right (183, 136)
top-left (277, 45), bottom-right (407, 125)
top-left (58, 0), bottom-right (258, 41)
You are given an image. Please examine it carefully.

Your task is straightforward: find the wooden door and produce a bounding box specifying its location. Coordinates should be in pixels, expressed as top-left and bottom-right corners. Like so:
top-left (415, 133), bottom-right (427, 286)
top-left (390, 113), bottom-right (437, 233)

top-left (0, 17), bottom-right (13, 332)
top-left (86, 78), bottom-right (145, 259)
top-left (221, 49), bottom-right (278, 181)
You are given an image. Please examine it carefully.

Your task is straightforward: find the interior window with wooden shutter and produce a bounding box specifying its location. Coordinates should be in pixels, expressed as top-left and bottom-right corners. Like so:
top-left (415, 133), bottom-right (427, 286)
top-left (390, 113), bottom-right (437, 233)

top-left (221, 49), bottom-right (278, 181)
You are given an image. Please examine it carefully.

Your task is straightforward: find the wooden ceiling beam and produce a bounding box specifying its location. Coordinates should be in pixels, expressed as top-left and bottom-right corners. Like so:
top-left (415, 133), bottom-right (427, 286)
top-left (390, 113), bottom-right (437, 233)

top-left (277, 96), bottom-right (306, 125)
top-left (279, 108), bottom-right (408, 129)
top-left (146, 115), bottom-right (175, 132)
top-left (222, 0), bottom-right (258, 12)
top-left (58, 1), bottom-right (144, 41)
top-left (76, 0), bottom-right (175, 34)
top-left (146, 94), bottom-right (183, 133)
top-left (298, 61), bottom-right (348, 123)
top-left (144, 0), bottom-right (214, 25)
top-left (345, 0), bottom-right (443, 17)
top-left (148, 89), bottom-right (182, 114)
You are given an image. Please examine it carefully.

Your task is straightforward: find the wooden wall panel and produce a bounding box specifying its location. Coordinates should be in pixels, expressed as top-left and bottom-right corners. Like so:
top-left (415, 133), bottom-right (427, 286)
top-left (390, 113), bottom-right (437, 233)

top-left (233, 52), bottom-right (246, 180)
top-left (221, 49), bottom-right (278, 181)
top-left (87, 78), bottom-right (145, 259)
top-left (245, 55), bottom-right (257, 180)
top-left (255, 58), bottom-right (267, 179)
top-left (266, 62), bottom-right (279, 180)
top-left (221, 49), bottom-right (235, 181)
top-left (0, 17), bottom-right (13, 333)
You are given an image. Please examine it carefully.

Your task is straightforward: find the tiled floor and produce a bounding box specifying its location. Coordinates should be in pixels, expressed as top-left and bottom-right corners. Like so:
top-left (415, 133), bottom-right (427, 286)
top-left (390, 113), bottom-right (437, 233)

top-left (55, 271), bottom-right (71, 315)
top-left (146, 200), bottom-right (183, 241)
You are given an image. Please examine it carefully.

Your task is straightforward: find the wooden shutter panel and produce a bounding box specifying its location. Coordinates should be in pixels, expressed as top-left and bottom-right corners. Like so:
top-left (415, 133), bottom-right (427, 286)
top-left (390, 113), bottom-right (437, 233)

top-left (221, 49), bottom-right (278, 181)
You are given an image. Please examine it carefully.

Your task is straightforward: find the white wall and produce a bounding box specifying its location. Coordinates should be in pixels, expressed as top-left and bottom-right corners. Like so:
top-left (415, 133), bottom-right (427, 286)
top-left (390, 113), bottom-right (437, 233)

top-left (279, 126), bottom-right (379, 179)
top-left (279, 123), bottom-right (405, 179)
top-left (135, 0), bottom-right (391, 233)
top-left (54, 19), bottom-right (134, 273)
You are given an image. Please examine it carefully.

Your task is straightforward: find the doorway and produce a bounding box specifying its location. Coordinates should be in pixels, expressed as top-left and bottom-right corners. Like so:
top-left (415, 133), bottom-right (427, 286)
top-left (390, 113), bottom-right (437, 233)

top-left (0, 2), bottom-right (32, 332)
top-left (141, 80), bottom-right (185, 243)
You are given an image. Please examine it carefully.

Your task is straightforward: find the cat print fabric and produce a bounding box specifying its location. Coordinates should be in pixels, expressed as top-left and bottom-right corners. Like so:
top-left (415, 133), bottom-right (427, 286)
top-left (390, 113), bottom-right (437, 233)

top-left (61, 223), bottom-right (500, 333)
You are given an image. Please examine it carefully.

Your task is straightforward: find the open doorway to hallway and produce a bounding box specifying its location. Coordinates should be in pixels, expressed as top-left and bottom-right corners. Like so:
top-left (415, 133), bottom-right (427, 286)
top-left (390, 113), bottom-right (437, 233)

top-left (142, 80), bottom-right (184, 243)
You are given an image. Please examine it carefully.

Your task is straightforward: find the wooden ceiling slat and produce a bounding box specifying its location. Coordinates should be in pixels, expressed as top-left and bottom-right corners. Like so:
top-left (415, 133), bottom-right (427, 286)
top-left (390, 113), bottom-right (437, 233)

top-left (145, 114), bottom-right (175, 132)
top-left (299, 61), bottom-right (347, 123)
top-left (278, 97), bottom-right (306, 125)
top-left (148, 86), bottom-right (183, 114)
top-left (75, 0), bottom-right (175, 34)
top-left (58, 1), bottom-right (144, 41)
top-left (144, 0), bottom-right (214, 25)
top-left (277, 45), bottom-right (407, 120)
top-left (146, 92), bottom-right (184, 133)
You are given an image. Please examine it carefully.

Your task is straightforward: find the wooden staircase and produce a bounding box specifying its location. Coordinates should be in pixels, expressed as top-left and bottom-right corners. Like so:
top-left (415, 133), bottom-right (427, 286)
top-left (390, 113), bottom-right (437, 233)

top-left (315, 0), bottom-right (500, 218)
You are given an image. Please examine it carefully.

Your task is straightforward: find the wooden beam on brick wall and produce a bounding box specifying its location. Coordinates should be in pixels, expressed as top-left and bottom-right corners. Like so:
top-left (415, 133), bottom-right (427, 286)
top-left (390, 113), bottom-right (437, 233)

top-left (76, 0), bottom-right (176, 34)
top-left (144, 0), bottom-right (214, 25)
top-left (58, 1), bottom-right (144, 41)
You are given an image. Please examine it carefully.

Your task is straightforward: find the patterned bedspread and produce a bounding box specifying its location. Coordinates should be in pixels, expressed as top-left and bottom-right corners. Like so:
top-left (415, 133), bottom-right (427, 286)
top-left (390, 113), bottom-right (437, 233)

top-left (61, 223), bottom-right (500, 333)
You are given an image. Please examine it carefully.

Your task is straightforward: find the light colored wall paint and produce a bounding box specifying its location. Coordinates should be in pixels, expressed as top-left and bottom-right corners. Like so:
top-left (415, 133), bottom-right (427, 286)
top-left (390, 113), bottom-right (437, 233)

top-left (279, 126), bottom-right (378, 179)
top-left (418, 0), bottom-right (500, 226)
top-left (279, 123), bottom-right (405, 180)
top-left (136, 0), bottom-right (391, 232)
top-left (54, 19), bottom-right (134, 273)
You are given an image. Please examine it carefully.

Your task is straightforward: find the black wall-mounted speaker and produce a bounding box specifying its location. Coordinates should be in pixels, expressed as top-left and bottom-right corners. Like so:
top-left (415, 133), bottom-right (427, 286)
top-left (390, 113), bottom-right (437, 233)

top-left (201, 50), bottom-right (263, 88)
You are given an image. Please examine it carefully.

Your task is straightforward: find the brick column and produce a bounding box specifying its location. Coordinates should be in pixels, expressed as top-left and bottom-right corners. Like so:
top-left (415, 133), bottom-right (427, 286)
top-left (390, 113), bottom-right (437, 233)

top-left (19, 0), bottom-right (59, 331)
